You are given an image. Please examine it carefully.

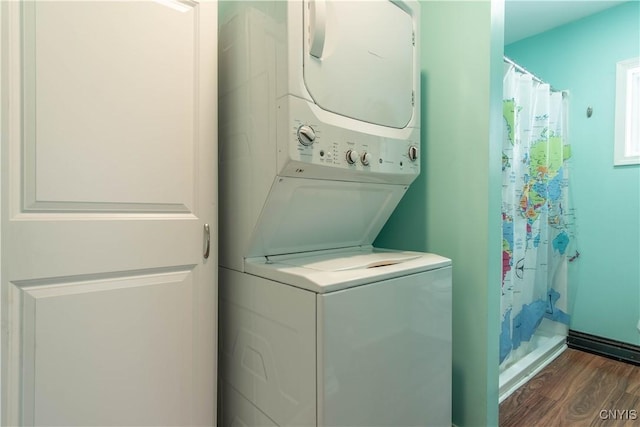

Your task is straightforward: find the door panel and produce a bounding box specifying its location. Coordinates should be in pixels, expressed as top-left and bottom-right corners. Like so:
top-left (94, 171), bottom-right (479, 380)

top-left (303, 0), bottom-right (414, 129)
top-left (1, 1), bottom-right (217, 425)
top-left (23, 1), bottom-right (196, 211)
top-left (15, 270), bottom-right (194, 426)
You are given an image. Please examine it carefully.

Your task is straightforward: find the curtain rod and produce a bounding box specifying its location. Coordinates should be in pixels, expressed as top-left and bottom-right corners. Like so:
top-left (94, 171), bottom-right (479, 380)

top-left (502, 56), bottom-right (569, 97)
top-left (503, 56), bottom-right (546, 85)
top-left (503, 56), bottom-right (566, 95)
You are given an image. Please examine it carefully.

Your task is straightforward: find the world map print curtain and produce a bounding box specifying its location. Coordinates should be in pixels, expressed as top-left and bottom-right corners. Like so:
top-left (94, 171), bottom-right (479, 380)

top-left (500, 64), bottom-right (573, 367)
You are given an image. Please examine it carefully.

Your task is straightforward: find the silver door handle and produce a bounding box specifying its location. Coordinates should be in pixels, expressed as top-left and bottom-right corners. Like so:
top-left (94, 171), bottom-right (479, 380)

top-left (203, 223), bottom-right (210, 259)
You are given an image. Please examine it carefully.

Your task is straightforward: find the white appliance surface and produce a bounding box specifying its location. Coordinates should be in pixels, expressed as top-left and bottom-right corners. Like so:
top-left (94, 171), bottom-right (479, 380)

top-left (217, 2), bottom-right (452, 426)
top-left (219, 263), bottom-right (452, 427)
top-left (218, 0), bottom-right (421, 270)
top-left (318, 264), bottom-right (452, 426)
top-left (303, 0), bottom-right (415, 128)
top-left (245, 246), bottom-right (451, 293)
top-left (245, 177), bottom-right (407, 259)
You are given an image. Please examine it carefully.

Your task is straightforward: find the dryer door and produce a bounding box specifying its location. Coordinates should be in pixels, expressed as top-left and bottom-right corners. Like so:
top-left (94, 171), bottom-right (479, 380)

top-left (303, 0), bottom-right (415, 129)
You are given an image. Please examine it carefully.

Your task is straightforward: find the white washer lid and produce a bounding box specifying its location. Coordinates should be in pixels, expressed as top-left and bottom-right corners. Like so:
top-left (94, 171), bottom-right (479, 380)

top-left (244, 246), bottom-right (451, 294)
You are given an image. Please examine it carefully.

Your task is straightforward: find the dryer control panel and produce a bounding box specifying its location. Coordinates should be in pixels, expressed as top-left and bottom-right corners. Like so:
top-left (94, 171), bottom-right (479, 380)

top-left (292, 121), bottom-right (418, 172)
top-left (278, 96), bottom-right (420, 183)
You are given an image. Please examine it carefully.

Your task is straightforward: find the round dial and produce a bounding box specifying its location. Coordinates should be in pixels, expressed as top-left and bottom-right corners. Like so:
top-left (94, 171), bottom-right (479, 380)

top-left (361, 151), bottom-right (372, 166)
top-left (346, 149), bottom-right (359, 165)
top-left (297, 125), bottom-right (316, 146)
top-left (408, 145), bottom-right (419, 161)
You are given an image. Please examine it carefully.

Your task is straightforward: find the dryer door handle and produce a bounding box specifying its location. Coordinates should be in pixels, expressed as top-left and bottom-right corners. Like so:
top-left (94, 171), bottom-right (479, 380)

top-left (309, 0), bottom-right (326, 58)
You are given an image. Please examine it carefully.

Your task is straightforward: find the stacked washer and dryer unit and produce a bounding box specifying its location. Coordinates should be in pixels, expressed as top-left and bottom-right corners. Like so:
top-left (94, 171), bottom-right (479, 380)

top-left (218, 1), bottom-right (452, 426)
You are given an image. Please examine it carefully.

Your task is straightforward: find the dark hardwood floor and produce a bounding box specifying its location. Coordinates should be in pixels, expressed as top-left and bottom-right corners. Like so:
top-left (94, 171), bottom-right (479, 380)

top-left (500, 349), bottom-right (640, 426)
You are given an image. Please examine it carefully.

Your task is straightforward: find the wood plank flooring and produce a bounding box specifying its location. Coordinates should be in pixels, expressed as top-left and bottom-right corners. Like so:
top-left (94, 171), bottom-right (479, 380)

top-left (500, 349), bottom-right (640, 426)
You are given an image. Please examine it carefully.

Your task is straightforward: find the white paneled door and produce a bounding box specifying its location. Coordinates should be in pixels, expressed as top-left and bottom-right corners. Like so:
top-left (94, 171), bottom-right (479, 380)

top-left (0, 1), bottom-right (218, 425)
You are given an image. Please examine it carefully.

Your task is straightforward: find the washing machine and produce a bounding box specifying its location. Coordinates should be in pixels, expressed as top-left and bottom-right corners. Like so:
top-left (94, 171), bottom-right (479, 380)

top-left (218, 1), bottom-right (452, 425)
top-left (220, 247), bottom-right (451, 426)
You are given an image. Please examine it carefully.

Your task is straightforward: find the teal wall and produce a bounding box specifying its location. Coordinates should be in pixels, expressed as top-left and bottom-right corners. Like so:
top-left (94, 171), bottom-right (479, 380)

top-left (505, 1), bottom-right (640, 346)
top-left (375, 1), bottom-right (504, 425)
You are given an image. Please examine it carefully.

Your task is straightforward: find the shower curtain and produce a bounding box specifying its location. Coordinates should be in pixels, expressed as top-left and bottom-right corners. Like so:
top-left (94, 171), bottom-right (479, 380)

top-left (500, 64), bottom-right (572, 367)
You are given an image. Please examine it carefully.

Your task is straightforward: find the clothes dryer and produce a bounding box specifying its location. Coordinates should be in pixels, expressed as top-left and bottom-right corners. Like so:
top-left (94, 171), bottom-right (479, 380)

top-left (218, 0), bottom-right (421, 271)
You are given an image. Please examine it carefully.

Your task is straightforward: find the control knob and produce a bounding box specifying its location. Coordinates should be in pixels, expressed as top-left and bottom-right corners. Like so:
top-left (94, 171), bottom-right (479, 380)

top-left (297, 125), bottom-right (316, 146)
top-left (408, 145), bottom-right (418, 161)
top-left (346, 149), bottom-right (359, 165)
top-left (361, 151), bottom-right (372, 166)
